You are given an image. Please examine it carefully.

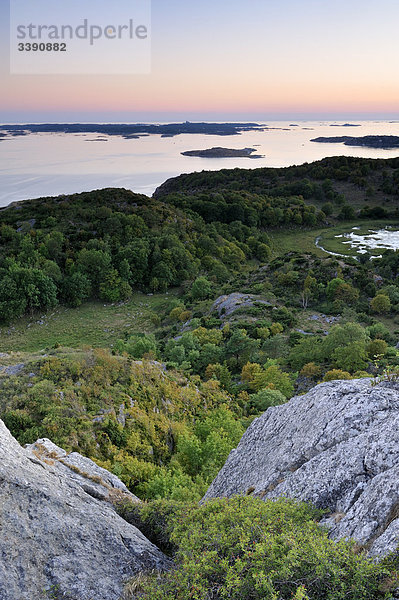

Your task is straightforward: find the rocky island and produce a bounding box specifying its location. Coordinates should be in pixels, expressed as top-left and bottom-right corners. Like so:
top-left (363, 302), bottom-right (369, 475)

top-left (181, 146), bottom-right (264, 158)
top-left (0, 122), bottom-right (266, 139)
top-left (311, 134), bottom-right (399, 148)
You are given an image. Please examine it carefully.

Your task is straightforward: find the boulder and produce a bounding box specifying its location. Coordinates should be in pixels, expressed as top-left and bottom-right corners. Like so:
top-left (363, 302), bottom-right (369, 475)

top-left (0, 421), bottom-right (171, 600)
top-left (211, 293), bottom-right (270, 318)
top-left (203, 378), bottom-right (399, 557)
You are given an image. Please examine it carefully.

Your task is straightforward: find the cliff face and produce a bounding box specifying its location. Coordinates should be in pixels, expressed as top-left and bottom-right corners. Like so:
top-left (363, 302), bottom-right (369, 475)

top-left (203, 378), bottom-right (399, 557)
top-left (0, 421), bottom-right (170, 600)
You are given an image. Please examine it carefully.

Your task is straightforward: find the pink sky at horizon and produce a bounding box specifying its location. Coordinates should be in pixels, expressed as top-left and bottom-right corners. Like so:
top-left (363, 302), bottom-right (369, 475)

top-left (1, 0), bottom-right (399, 121)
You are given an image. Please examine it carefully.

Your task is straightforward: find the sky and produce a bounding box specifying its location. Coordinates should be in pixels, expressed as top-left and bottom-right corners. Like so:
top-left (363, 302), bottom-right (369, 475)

top-left (1, 0), bottom-right (399, 122)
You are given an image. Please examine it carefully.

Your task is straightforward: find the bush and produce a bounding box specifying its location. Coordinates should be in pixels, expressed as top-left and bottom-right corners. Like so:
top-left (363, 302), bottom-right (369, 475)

top-left (116, 334), bottom-right (157, 359)
top-left (191, 277), bottom-right (212, 300)
top-left (300, 362), bottom-right (322, 378)
top-left (248, 388), bottom-right (286, 413)
top-left (270, 322), bottom-right (284, 335)
top-left (366, 322), bottom-right (391, 342)
top-left (333, 341), bottom-right (368, 373)
top-left (139, 496), bottom-right (394, 600)
top-left (371, 294), bottom-right (391, 314)
top-left (367, 339), bottom-right (388, 359)
top-left (323, 369), bottom-right (352, 382)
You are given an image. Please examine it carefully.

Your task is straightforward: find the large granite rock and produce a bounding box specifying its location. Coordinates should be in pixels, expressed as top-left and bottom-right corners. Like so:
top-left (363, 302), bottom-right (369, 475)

top-left (0, 421), bottom-right (171, 600)
top-left (203, 378), bottom-right (399, 557)
top-left (25, 438), bottom-right (140, 505)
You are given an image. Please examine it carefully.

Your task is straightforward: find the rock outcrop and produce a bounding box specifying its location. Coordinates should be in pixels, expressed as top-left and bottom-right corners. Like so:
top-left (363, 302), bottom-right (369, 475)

top-left (25, 438), bottom-right (140, 505)
top-left (0, 421), bottom-right (170, 600)
top-left (204, 378), bottom-right (399, 557)
top-left (211, 293), bottom-right (270, 319)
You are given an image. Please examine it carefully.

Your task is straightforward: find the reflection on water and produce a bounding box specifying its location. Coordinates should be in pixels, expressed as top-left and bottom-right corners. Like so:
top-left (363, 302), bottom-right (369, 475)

top-left (1, 120), bottom-right (399, 206)
top-left (341, 228), bottom-right (399, 254)
top-left (316, 227), bottom-right (399, 259)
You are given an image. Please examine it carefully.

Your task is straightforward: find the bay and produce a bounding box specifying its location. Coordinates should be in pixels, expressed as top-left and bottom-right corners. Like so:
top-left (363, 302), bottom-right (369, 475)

top-left (1, 120), bottom-right (399, 207)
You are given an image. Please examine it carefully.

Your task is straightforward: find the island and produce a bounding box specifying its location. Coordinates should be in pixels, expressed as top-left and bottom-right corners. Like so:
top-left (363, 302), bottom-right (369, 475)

top-left (0, 122), bottom-right (267, 139)
top-left (311, 135), bottom-right (399, 149)
top-left (181, 147), bottom-right (264, 158)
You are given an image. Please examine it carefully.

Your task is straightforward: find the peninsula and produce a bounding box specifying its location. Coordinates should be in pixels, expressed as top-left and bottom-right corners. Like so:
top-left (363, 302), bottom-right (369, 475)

top-left (311, 135), bottom-right (399, 149)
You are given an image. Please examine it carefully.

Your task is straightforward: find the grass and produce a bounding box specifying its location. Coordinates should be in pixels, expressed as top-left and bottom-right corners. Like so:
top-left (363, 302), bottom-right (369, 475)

top-left (0, 292), bottom-right (179, 353)
top-left (268, 228), bottom-right (327, 257)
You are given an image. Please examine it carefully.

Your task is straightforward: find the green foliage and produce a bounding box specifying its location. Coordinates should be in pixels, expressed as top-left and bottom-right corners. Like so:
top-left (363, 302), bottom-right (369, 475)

top-left (371, 294), bottom-right (391, 314)
top-left (138, 496), bottom-right (394, 600)
top-left (288, 337), bottom-right (323, 370)
top-left (366, 322), bottom-right (391, 342)
top-left (323, 369), bottom-right (352, 382)
top-left (116, 334), bottom-right (157, 359)
top-left (333, 341), bottom-right (368, 373)
top-left (367, 338), bottom-right (388, 359)
top-left (0, 188), bottom-right (272, 322)
top-left (253, 364), bottom-right (294, 398)
top-left (225, 329), bottom-right (260, 368)
top-left (191, 277), bottom-right (212, 300)
top-left (248, 388), bottom-right (286, 412)
top-left (300, 362), bottom-right (322, 378)
top-left (321, 323), bottom-right (369, 361)
top-left (0, 265), bottom-right (58, 321)
top-left (0, 350), bottom-right (246, 501)
top-left (61, 272), bottom-right (92, 307)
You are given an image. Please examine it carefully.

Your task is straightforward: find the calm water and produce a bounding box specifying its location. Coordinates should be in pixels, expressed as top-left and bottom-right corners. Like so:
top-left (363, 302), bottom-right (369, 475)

top-left (341, 228), bottom-right (399, 254)
top-left (1, 120), bottom-right (399, 207)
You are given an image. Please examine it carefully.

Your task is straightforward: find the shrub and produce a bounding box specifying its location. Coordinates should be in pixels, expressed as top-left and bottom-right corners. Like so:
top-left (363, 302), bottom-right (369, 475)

top-left (333, 341), bottom-right (368, 373)
top-left (191, 277), bottom-right (212, 300)
top-left (270, 322), bottom-right (284, 335)
top-left (366, 322), bottom-right (391, 342)
top-left (253, 364), bottom-right (294, 398)
top-left (371, 294), bottom-right (391, 314)
top-left (367, 339), bottom-right (388, 359)
top-left (138, 496), bottom-right (394, 600)
top-left (300, 362), bottom-right (322, 378)
top-left (248, 388), bottom-right (286, 413)
top-left (256, 326), bottom-right (270, 340)
top-left (169, 306), bottom-right (186, 321)
top-left (116, 334), bottom-right (157, 359)
top-left (323, 369), bottom-right (352, 382)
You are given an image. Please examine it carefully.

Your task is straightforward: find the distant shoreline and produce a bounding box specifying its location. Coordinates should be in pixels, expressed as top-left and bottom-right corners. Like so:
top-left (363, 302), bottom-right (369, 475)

top-left (0, 122), bottom-right (267, 139)
top-left (311, 135), bottom-right (399, 149)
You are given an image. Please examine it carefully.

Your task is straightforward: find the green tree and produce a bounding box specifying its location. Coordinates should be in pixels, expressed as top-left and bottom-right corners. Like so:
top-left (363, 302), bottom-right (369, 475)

top-left (225, 329), bottom-right (260, 369)
top-left (321, 322), bottom-right (368, 360)
top-left (76, 248), bottom-right (112, 293)
top-left (117, 334), bottom-right (157, 359)
top-left (61, 272), bottom-right (92, 307)
top-left (253, 364), bottom-right (294, 398)
top-left (333, 341), bottom-right (368, 373)
top-left (191, 276), bottom-right (212, 300)
top-left (370, 294), bottom-right (391, 314)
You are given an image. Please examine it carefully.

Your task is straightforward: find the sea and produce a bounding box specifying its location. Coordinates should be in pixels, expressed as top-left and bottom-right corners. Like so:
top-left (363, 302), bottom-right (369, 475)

top-left (1, 120), bottom-right (399, 207)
